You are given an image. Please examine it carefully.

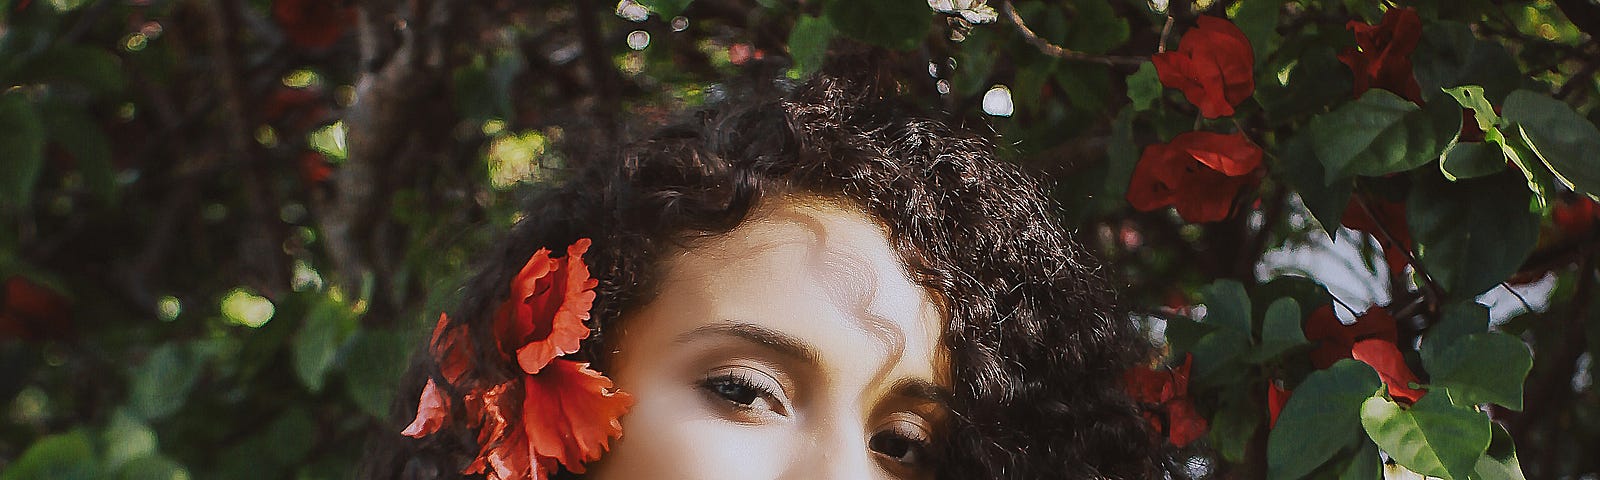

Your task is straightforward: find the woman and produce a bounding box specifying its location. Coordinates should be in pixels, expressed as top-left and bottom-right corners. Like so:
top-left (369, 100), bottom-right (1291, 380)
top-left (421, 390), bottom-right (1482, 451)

top-left (360, 70), bottom-right (1157, 479)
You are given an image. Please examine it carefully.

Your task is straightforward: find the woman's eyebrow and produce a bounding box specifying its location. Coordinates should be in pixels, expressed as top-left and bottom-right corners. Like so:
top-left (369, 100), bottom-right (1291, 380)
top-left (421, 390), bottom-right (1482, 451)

top-left (885, 378), bottom-right (953, 408)
top-left (673, 323), bottom-right (822, 366)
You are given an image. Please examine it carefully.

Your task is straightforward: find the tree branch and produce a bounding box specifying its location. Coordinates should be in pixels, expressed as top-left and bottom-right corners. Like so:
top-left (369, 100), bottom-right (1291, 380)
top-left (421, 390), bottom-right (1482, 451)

top-left (1000, 0), bottom-right (1148, 67)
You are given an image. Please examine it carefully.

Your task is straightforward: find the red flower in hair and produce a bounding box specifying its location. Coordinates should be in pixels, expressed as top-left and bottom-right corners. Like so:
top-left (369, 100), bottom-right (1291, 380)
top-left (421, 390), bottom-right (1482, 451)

top-left (1339, 7), bottom-right (1423, 103)
top-left (1127, 131), bottom-right (1263, 223)
top-left (403, 239), bottom-right (633, 480)
top-left (1152, 16), bottom-right (1255, 118)
top-left (1124, 353), bottom-right (1208, 447)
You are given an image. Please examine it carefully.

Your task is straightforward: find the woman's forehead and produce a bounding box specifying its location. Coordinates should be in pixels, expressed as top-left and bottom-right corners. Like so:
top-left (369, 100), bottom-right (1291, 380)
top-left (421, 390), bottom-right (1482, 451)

top-left (649, 198), bottom-right (950, 388)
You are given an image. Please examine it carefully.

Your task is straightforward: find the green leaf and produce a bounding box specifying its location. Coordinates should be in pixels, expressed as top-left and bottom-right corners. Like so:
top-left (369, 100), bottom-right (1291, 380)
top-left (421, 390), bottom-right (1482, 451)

top-left (1126, 62), bottom-right (1161, 111)
top-left (1422, 302), bottom-right (1489, 359)
top-left (127, 343), bottom-right (203, 420)
top-left (9, 45), bottom-right (127, 94)
top-left (343, 328), bottom-right (416, 419)
top-left (637, 0), bottom-right (693, 18)
top-left (1232, 0), bottom-right (1283, 63)
top-left (1310, 89), bottom-right (1461, 179)
top-left (824, 0), bottom-right (930, 51)
top-left (1, 430), bottom-right (103, 480)
top-left (1190, 328), bottom-right (1253, 387)
top-left (1201, 279), bottom-right (1253, 334)
top-left (293, 297), bottom-right (358, 393)
top-left (1473, 424), bottom-right (1527, 480)
top-left (787, 15), bottom-right (835, 76)
top-left (1104, 106), bottom-right (1138, 198)
top-left (0, 92), bottom-right (46, 211)
top-left (1164, 315), bottom-right (1217, 356)
top-left (1267, 360), bottom-right (1384, 479)
top-left (102, 409), bottom-right (157, 471)
top-left (1440, 141), bottom-right (1508, 180)
top-left (1443, 86), bottom-right (1500, 132)
top-left (1060, 0), bottom-right (1128, 54)
top-left (116, 456), bottom-right (189, 480)
top-left (1502, 90), bottom-right (1600, 198)
top-left (39, 106), bottom-right (117, 202)
top-left (1275, 135), bottom-right (1354, 239)
top-left (1408, 172), bottom-right (1540, 298)
top-left (1360, 389), bottom-right (1491, 480)
top-left (1422, 332), bottom-right (1532, 410)
top-left (1209, 389), bottom-right (1264, 463)
top-left (1412, 22), bottom-right (1520, 101)
top-left (453, 52), bottom-right (525, 122)
top-left (1252, 297), bottom-right (1308, 362)
top-left (1340, 439), bottom-right (1383, 480)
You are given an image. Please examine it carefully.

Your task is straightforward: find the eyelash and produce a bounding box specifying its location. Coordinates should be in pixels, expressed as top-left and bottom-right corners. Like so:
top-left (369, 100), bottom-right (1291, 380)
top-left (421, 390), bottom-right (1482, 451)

top-left (870, 421), bottom-right (933, 467)
top-left (700, 370), bottom-right (788, 417)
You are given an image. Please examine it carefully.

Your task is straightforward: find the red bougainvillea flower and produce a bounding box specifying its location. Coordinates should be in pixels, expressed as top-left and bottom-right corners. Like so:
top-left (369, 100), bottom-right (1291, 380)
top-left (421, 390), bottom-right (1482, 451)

top-left (1153, 16), bottom-right (1255, 118)
top-left (1341, 196), bottom-right (1413, 275)
top-left (298, 152), bottom-right (334, 184)
top-left (1339, 7), bottom-right (1423, 103)
top-left (403, 239), bottom-right (631, 480)
top-left (1124, 353), bottom-right (1208, 447)
top-left (0, 276), bottom-right (72, 341)
top-left (1128, 131), bottom-right (1263, 223)
top-left (1553, 197), bottom-right (1600, 239)
top-left (271, 0), bottom-right (357, 49)
top-left (1267, 380), bottom-right (1291, 429)
top-left (1351, 338), bottom-right (1427, 403)
top-left (1304, 305), bottom-right (1398, 369)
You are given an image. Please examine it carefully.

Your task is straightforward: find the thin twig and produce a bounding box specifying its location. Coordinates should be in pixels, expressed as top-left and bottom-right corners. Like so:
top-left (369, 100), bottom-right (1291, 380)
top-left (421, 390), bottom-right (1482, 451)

top-left (1499, 282), bottom-right (1537, 313)
top-left (1352, 195), bottom-right (1446, 302)
top-left (1158, 14), bottom-right (1175, 54)
top-left (1000, 0), bottom-right (1148, 67)
top-left (1329, 292), bottom-right (1362, 317)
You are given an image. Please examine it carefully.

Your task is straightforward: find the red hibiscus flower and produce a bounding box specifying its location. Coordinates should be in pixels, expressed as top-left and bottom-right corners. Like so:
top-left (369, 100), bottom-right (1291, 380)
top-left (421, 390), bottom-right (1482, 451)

top-left (497, 239), bottom-right (600, 374)
top-left (1152, 16), bottom-right (1255, 118)
top-left (271, 0), bottom-right (357, 49)
top-left (1338, 7), bottom-right (1423, 104)
top-left (1304, 305), bottom-right (1397, 369)
top-left (1127, 131), bottom-right (1263, 223)
top-left (1341, 196), bottom-right (1413, 275)
top-left (404, 239), bottom-right (632, 480)
top-left (1351, 338), bottom-right (1427, 403)
top-left (1125, 353), bottom-right (1208, 447)
top-left (1267, 380), bottom-right (1291, 429)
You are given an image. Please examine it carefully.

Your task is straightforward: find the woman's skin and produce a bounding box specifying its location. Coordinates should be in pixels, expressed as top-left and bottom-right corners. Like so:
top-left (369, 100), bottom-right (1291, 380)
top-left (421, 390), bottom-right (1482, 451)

top-left (586, 197), bottom-right (952, 480)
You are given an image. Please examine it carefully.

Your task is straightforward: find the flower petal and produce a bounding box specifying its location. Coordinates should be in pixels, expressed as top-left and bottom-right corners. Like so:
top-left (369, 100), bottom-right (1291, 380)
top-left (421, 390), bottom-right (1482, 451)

top-left (511, 240), bottom-right (599, 374)
top-left (1351, 338), bottom-right (1427, 403)
top-left (1165, 397), bottom-right (1209, 447)
top-left (523, 360), bottom-right (634, 474)
top-left (402, 378), bottom-right (450, 438)
top-left (1267, 380), bottom-right (1292, 429)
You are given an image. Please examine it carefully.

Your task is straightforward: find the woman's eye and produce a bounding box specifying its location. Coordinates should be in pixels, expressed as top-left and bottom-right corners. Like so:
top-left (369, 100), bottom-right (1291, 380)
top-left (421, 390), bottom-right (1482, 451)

top-left (707, 377), bottom-right (762, 405)
top-left (869, 430), bottom-right (928, 466)
top-left (699, 370), bottom-right (788, 417)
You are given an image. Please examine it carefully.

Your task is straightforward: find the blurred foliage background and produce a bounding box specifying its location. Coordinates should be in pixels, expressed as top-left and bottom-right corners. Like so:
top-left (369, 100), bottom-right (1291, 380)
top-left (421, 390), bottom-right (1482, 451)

top-left (0, 0), bottom-right (1597, 478)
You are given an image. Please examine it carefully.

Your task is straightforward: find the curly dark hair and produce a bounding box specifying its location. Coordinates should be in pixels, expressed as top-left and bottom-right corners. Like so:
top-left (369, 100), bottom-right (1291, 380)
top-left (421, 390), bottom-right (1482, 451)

top-left (360, 67), bottom-right (1158, 479)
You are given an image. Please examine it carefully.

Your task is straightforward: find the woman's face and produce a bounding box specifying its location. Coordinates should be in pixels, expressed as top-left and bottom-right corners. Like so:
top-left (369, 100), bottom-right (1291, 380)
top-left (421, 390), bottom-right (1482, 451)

top-left (587, 198), bottom-right (951, 480)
